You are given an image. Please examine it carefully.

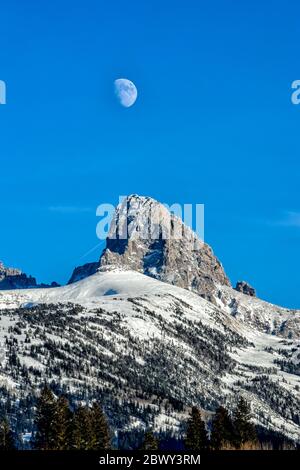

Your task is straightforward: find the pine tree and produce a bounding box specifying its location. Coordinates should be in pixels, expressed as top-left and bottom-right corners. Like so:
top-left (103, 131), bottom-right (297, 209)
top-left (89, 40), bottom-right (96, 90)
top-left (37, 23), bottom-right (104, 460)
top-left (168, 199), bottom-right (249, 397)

top-left (0, 418), bottom-right (15, 450)
top-left (72, 406), bottom-right (93, 450)
top-left (53, 396), bottom-right (73, 450)
top-left (210, 406), bottom-right (234, 450)
top-left (34, 387), bottom-right (57, 450)
top-left (90, 403), bottom-right (110, 450)
top-left (141, 431), bottom-right (159, 450)
top-left (233, 397), bottom-right (257, 448)
top-left (185, 407), bottom-right (209, 451)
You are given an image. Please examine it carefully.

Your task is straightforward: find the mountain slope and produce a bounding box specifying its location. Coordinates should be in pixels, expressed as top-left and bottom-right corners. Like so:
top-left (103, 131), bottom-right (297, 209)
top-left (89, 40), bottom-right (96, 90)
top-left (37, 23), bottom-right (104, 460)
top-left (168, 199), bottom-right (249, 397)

top-left (0, 269), bottom-right (299, 442)
top-left (1, 194), bottom-right (299, 444)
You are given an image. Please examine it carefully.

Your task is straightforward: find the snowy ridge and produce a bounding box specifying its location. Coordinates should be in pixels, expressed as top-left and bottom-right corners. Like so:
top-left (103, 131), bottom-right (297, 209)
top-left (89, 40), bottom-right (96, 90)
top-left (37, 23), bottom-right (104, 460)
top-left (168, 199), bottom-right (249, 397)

top-left (0, 269), bottom-right (299, 441)
top-left (215, 284), bottom-right (300, 339)
top-left (0, 195), bottom-right (299, 442)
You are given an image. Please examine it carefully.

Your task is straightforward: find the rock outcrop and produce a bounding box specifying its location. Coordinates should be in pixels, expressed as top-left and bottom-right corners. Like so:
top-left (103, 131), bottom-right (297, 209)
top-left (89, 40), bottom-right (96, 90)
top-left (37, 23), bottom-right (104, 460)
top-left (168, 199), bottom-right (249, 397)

top-left (235, 280), bottom-right (256, 297)
top-left (68, 262), bottom-right (100, 284)
top-left (0, 261), bottom-right (59, 290)
top-left (0, 262), bottom-right (36, 289)
top-left (99, 195), bottom-right (231, 300)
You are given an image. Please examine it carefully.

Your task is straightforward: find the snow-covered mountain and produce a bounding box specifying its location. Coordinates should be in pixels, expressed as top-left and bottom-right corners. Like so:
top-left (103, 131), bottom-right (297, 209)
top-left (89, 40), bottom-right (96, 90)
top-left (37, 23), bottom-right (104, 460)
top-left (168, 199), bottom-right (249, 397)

top-left (0, 195), bottom-right (299, 443)
top-left (0, 269), bottom-right (299, 441)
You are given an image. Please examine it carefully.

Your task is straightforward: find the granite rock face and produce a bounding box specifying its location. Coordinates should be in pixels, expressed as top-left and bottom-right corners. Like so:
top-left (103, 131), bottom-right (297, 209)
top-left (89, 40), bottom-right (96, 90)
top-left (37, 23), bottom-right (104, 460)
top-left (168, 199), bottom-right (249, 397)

top-left (99, 195), bottom-right (231, 300)
top-left (235, 280), bottom-right (256, 297)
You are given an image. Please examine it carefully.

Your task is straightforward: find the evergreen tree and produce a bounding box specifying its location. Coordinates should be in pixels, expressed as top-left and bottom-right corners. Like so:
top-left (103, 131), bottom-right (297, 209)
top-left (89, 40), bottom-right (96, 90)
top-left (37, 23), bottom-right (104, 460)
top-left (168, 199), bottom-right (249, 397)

top-left (185, 407), bottom-right (209, 451)
top-left (141, 431), bottom-right (159, 450)
top-left (72, 407), bottom-right (93, 450)
top-left (210, 406), bottom-right (234, 450)
top-left (34, 387), bottom-right (57, 450)
top-left (233, 397), bottom-right (257, 448)
top-left (53, 396), bottom-right (73, 450)
top-left (90, 403), bottom-right (110, 450)
top-left (0, 418), bottom-right (15, 450)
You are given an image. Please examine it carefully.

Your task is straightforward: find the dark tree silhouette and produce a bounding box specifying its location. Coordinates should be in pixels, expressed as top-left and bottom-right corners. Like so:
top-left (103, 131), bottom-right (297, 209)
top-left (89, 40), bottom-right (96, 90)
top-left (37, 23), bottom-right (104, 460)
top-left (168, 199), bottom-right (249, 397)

top-left (185, 407), bottom-right (208, 450)
top-left (210, 406), bottom-right (234, 449)
top-left (0, 417), bottom-right (15, 450)
top-left (90, 402), bottom-right (110, 450)
top-left (53, 396), bottom-right (73, 450)
top-left (34, 387), bottom-right (57, 450)
top-left (72, 406), bottom-right (93, 450)
top-left (233, 397), bottom-right (257, 448)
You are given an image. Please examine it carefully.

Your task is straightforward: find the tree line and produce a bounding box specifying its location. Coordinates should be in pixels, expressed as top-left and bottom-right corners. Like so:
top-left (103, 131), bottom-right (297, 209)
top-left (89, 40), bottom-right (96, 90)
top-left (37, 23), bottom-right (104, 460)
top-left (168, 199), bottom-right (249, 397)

top-left (34, 387), bottom-right (110, 450)
top-left (0, 390), bottom-right (295, 450)
top-left (185, 397), bottom-right (257, 450)
top-left (1, 387), bottom-right (110, 451)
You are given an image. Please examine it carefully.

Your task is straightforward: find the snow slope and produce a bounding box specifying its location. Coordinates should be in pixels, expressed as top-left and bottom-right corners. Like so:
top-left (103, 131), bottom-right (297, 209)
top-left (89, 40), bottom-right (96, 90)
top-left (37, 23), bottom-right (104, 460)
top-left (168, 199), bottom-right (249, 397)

top-left (0, 268), bottom-right (299, 441)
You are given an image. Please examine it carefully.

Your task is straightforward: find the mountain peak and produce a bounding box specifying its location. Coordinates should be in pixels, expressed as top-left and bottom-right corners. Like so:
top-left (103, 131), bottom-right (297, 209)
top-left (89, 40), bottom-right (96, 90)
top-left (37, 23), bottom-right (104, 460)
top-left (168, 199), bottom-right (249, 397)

top-left (99, 194), bottom-right (230, 300)
top-left (68, 194), bottom-right (230, 300)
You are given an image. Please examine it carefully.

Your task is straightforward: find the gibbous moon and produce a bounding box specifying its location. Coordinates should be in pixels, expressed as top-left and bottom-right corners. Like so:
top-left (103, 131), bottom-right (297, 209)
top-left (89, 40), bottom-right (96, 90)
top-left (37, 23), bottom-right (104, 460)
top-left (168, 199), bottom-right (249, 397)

top-left (114, 78), bottom-right (138, 107)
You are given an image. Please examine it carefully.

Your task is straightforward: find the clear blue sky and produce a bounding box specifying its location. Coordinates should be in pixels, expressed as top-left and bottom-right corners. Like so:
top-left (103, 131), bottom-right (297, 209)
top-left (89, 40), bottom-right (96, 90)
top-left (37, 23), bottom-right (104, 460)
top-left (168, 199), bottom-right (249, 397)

top-left (0, 0), bottom-right (299, 308)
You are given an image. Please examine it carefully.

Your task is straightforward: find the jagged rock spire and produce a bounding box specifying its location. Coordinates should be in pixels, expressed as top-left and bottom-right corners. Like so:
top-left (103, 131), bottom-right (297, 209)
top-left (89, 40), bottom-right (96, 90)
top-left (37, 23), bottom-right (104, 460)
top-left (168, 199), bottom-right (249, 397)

top-left (99, 195), bottom-right (230, 300)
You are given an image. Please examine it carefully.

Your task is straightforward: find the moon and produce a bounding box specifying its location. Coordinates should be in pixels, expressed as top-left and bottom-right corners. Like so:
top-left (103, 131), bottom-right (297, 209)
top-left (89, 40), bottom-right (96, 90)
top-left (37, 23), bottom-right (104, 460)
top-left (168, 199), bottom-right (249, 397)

top-left (114, 78), bottom-right (138, 107)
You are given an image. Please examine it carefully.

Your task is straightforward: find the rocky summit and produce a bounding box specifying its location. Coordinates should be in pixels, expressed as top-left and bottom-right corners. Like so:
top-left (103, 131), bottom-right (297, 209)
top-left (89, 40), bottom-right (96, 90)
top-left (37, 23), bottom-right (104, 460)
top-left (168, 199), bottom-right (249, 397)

top-left (70, 195), bottom-right (231, 301)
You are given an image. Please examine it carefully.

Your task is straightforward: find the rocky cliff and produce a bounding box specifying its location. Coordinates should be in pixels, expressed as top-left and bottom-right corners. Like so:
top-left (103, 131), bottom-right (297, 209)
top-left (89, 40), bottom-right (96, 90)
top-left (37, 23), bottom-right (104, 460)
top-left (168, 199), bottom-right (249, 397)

top-left (70, 195), bottom-right (231, 301)
top-left (68, 261), bottom-right (99, 284)
top-left (0, 261), bottom-right (59, 290)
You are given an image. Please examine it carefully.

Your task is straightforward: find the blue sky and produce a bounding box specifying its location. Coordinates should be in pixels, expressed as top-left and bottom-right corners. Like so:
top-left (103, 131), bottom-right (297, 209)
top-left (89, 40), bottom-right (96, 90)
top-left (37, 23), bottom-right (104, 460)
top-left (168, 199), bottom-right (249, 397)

top-left (0, 0), bottom-right (299, 308)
